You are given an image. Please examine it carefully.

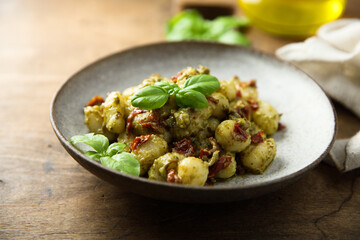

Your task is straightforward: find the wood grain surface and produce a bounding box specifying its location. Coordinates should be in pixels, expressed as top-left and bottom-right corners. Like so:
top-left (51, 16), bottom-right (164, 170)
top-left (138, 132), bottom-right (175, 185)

top-left (1, 0), bottom-right (360, 239)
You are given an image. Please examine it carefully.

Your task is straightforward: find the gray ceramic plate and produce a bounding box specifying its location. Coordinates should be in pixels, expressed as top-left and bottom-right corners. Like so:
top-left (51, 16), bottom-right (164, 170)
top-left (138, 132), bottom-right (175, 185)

top-left (50, 42), bottom-right (336, 203)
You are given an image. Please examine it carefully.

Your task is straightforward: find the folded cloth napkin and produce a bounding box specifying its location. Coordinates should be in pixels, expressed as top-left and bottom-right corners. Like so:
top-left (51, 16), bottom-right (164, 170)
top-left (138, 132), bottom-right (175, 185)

top-left (276, 18), bottom-right (360, 172)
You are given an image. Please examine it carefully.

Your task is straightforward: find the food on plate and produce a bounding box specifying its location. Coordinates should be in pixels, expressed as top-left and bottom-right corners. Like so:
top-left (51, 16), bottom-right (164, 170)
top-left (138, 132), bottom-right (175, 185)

top-left (71, 66), bottom-right (282, 186)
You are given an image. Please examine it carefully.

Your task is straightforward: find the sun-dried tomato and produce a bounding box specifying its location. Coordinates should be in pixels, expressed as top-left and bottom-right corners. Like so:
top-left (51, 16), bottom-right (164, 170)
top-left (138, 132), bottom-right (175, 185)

top-left (208, 155), bottom-right (232, 178)
top-left (172, 139), bottom-right (196, 157)
top-left (126, 108), bottom-right (146, 136)
top-left (167, 169), bottom-right (181, 183)
top-left (236, 105), bottom-right (250, 119)
top-left (206, 95), bottom-right (219, 104)
top-left (236, 89), bottom-right (242, 98)
top-left (171, 72), bottom-right (182, 83)
top-left (247, 98), bottom-right (259, 111)
top-left (278, 122), bottom-right (286, 131)
top-left (199, 137), bottom-right (220, 161)
top-left (130, 134), bottom-right (151, 152)
top-left (140, 109), bottom-right (164, 133)
top-left (251, 130), bottom-right (264, 144)
top-left (199, 149), bottom-right (212, 160)
top-left (233, 122), bottom-right (249, 141)
top-left (248, 79), bottom-right (257, 88)
top-left (86, 96), bottom-right (104, 106)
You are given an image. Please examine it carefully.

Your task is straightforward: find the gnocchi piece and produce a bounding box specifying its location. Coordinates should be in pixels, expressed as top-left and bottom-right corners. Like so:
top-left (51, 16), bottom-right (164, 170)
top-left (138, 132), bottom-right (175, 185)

top-left (237, 79), bottom-right (258, 100)
top-left (218, 79), bottom-right (237, 101)
top-left (131, 135), bottom-right (168, 176)
top-left (171, 106), bottom-right (213, 140)
top-left (84, 105), bottom-right (103, 134)
top-left (103, 91), bottom-right (126, 134)
top-left (241, 138), bottom-right (276, 174)
top-left (215, 153), bottom-right (236, 179)
top-left (207, 117), bottom-right (220, 133)
top-left (177, 157), bottom-right (209, 186)
top-left (209, 92), bottom-right (229, 120)
top-left (215, 119), bottom-right (251, 152)
top-left (148, 153), bottom-right (185, 181)
top-left (251, 100), bottom-right (280, 135)
top-left (230, 99), bottom-right (251, 120)
top-left (174, 66), bottom-right (209, 87)
top-left (84, 105), bottom-right (117, 141)
top-left (131, 111), bottom-right (152, 136)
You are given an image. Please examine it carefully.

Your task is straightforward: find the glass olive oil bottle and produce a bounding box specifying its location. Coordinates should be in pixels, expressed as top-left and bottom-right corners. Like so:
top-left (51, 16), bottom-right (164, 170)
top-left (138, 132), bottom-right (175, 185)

top-left (238, 0), bottom-right (346, 37)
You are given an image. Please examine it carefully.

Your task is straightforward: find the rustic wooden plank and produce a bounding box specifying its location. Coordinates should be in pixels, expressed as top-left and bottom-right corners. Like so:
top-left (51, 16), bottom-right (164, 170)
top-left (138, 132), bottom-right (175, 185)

top-left (1, 0), bottom-right (360, 239)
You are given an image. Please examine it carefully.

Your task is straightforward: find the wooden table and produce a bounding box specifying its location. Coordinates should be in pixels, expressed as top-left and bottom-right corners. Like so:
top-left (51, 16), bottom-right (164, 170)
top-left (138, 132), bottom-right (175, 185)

top-left (1, 0), bottom-right (360, 239)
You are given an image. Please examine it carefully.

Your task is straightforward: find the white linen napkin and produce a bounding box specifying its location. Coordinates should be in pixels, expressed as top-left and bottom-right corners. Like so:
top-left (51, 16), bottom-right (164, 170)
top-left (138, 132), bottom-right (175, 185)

top-left (276, 19), bottom-right (360, 172)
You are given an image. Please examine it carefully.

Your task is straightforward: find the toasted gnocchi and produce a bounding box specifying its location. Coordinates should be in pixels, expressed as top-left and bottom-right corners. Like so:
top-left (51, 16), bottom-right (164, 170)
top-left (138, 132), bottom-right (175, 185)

top-left (83, 66), bottom-right (283, 186)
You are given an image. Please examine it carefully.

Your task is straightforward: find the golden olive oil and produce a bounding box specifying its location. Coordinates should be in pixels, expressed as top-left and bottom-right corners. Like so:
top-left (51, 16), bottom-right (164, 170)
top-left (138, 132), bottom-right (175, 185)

top-left (238, 0), bottom-right (346, 37)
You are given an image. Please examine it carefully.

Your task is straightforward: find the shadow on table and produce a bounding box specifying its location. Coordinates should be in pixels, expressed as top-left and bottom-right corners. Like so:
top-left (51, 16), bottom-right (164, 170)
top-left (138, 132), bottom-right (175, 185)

top-left (90, 163), bottom-right (359, 239)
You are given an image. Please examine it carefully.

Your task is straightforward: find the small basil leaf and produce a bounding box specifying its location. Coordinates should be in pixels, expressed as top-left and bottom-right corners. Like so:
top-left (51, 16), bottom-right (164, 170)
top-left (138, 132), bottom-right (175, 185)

top-left (69, 133), bottom-right (109, 153)
top-left (154, 81), bottom-right (180, 95)
top-left (175, 89), bottom-right (208, 109)
top-left (210, 16), bottom-right (250, 37)
top-left (106, 142), bottom-right (126, 157)
top-left (131, 85), bottom-right (169, 110)
top-left (183, 74), bottom-right (220, 95)
top-left (101, 153), bottom-right (140, 176)
top-left (218, 30), bottom-right (251, 46)
top-left (166, 9), bottom-right (208, 41)
top-left (84, 151), bottom-right (103, 161)
top-left (100, 156), bottom-right (117, 169)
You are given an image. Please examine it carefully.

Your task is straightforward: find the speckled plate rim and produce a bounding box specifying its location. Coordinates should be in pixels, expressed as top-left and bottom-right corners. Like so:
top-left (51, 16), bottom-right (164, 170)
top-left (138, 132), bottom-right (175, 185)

top-left (50, 41), bottom-right (337, 193)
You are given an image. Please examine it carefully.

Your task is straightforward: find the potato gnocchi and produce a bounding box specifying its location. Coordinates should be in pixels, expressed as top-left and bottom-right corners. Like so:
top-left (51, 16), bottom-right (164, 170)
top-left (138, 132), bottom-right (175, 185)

top-left (84, 66), bottom-right (282, 186)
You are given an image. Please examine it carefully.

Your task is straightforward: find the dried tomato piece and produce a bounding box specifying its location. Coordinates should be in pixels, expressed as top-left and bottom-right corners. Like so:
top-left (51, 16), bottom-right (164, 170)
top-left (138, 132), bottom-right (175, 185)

top-left (251, 130), bottom-right (264, 144)
top-left (140, 109), bottom-right (163, 133)
top-left (278, 122), bottom-right (286, 131)
top-left (236, 89), bottom-right (242, 98)
top-left (167, 169), bottom-right (181, 183)
top-left (199, 149), bottom-right (212, 160)
top-left (86, 96), bottom-right (104, 106)
top-left (233, 122), bottom-right (249, 141)
top-left (199, 137), bottom-right (220, 161)
top-left (172, 139), bottom-right (196, 157)
top-left (208, 155), bottom-right (232, 178)
top-left (248, 79), bottom-right (257, 88)
top-left (130, 134), bottom-right (151, 152)
top-left (126, 108), bottom-right (146, 136)
top-left (247, 98), bottom-right (259, 111)
top-left (171, 72), bottom-right (182, 83)
top-left (236, 105), bottom-right (250, 119)
top-left (206, 95), bottom-right (219, 104)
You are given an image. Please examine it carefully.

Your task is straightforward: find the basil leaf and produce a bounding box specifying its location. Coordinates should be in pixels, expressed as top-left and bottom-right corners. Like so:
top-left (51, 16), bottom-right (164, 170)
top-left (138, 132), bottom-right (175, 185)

top-left (154, 81), bottom-right (180, 95)
top-left (175, 89), bottom-right (208, 109)
top-left (131, 85), bottom-right (169, 110)
top-left (210, 16), bottom-right (250, 38)
top-left (106, 142), bottom-right (126, 157)
top-left (166, 10), bottom-right (251, 46)
top-left (101, 153), bottom-right (140, 176)
top-left (69, 133), bottom-right (109, 153)
top-left (183, 74), bottom-right (220, 95)
top-left (166, 9), bottom-right (208, 41)
top-left (84, 151), bottom-right (103, 161)
top-left (218, 29), bottom-right (251, 46)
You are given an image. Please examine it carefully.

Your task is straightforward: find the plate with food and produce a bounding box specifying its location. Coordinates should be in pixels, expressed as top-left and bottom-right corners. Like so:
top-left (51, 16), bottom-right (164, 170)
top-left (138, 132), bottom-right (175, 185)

top-left (50, 42), bottom-right (336, 202)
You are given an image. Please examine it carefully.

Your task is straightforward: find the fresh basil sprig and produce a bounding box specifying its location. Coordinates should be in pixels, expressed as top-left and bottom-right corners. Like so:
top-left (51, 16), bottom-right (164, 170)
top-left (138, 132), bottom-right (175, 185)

top-left (131, 74), bottom-right (220, 110)
top-left (166, 10), bottom-right (251, 46)
top-left (69, 133), bottom-right (140, 176)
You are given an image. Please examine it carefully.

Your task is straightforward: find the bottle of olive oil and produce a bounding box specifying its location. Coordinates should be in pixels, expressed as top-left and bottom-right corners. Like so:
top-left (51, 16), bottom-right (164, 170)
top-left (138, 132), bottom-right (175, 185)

top-left (238, 0), bottom-right (346, 37)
